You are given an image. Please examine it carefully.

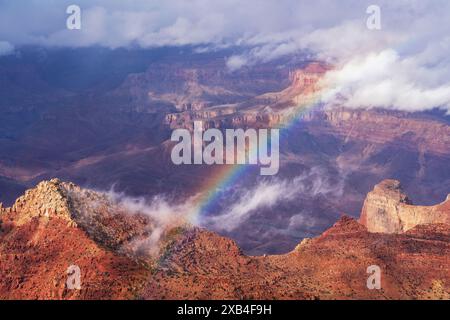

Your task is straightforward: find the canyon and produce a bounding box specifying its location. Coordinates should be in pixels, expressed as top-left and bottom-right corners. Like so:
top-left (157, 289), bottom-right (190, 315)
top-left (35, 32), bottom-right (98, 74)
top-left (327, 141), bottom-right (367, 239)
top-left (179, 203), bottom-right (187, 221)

top-left (0, 178), bottom-right (448, 299)
top-left (1, 0), bottom-right (449, 303)
top-left (0, 47), bottom-right (449, 256)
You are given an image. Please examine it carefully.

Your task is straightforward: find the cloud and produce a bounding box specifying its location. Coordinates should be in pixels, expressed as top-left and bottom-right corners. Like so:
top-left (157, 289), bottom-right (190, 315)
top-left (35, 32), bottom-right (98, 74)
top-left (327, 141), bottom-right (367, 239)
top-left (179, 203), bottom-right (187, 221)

top-left (288, 211), bottom-right (318, 230)
top-left (106, 191), bottom-right (196, 226)
top-left (205, 179), bottom-right (297, 232)
top-left (226, 55), bottom-right (248, 71)
top-left (204, 166), bottom-right (344, 231)
top-left (0, 1), bottom-right (436, 51)
top-left (0, 41), bottom-right (14, 56)
top-left (0, 0), bottom-right (300, 48)
top-left (104, 190), bottom-right (198, 256)
top-left (320, 49), bottom-right (450, 112)
top-left (0, 1), bottom-right (449, 112)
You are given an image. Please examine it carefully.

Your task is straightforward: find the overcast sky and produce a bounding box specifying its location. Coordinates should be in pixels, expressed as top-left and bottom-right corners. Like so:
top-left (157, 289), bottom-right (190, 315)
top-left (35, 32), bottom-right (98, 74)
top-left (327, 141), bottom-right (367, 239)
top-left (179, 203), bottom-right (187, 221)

top-left (0, 0), bottom-right (449, 112)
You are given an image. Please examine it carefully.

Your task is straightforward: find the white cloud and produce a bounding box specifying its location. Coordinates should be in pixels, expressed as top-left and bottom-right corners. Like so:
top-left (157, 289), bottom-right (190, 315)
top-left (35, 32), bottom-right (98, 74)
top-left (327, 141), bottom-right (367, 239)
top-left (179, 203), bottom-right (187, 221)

top-left (226, 55), bottom-right (248, 71)
top-left (0, 41), bottom-right (14, 56)
top-left (104, 190), bottom-right (198, 255)
top-left (204, 167), bottom-right (344, 231)
top-left (206, 180), bottom-right (296, 232)
top-left (106, 190), bottom-right (197, 227)
top-left (288, 212), bottom-right (318, 230)
top-left (320, 49), bottom-right (450, 112)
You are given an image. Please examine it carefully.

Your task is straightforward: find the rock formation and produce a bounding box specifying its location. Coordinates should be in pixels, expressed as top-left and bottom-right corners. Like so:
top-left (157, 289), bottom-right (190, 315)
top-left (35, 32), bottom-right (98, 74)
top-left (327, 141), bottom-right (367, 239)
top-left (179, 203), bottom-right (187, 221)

top-left (164, 62), bottom-right (328, 131)
top-left (0, 179), bottom-right (152, 299)
top-left (0, 178), bottom-right (448, 299)
top-left (360, 179), bottom-right (450, 233)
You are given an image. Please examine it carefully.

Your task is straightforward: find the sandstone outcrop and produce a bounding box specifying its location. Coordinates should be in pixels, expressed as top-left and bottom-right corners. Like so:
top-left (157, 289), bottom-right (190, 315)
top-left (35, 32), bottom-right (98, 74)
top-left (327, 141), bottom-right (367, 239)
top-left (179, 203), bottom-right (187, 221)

top-left (0, 179), bottom-right (169, 257)
top-left (360, 179), bottom-right (450, 233)
top-left (0, 179), bottom-right (152, 299)
top-left (9, 178), bottom-right (74, 226)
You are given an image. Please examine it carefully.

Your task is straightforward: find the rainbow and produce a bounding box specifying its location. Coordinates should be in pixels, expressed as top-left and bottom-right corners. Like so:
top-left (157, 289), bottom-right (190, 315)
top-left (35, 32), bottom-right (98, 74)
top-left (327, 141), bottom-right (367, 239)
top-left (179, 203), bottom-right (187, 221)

top-left (186, 91), bottom-right (324, 224)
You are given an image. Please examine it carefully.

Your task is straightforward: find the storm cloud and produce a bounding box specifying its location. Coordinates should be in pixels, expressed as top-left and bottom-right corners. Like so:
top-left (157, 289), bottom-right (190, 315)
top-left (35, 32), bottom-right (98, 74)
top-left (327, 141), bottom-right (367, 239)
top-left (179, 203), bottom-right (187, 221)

top-left (1, 0), bottom-right (449, 111)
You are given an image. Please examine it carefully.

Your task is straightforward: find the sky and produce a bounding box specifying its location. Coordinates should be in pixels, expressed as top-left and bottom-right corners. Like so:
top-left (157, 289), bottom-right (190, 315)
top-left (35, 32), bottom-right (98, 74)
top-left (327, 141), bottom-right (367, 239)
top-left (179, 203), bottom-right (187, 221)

top-left (0, 0), bottom-right (449, 112)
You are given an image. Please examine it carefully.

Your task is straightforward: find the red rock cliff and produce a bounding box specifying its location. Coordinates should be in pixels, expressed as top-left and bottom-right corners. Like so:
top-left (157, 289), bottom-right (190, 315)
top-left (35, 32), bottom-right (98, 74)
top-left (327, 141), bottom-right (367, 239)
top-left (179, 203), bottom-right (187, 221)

top-left (360, 179), bottom-right (450, 233)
